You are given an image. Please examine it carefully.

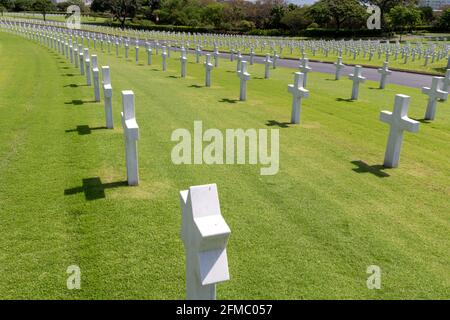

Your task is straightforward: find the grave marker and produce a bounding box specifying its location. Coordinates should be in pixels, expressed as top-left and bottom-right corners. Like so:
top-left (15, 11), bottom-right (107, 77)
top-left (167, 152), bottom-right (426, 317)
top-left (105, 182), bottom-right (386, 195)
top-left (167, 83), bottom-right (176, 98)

top-left (237, 61), bottom-right (251, 101)
top-left (380, 94), bottom-right (419, 168)
top-left (102, 66), bottom-right (113, 129)
top-left (91, 55), bottom-right (100, 102)
top-left (378, 62), bottom-right (392, 89)
top-left (334, 57), bottom-right (345, 80)
top-left (179, 183), bottom-right (231, 300)
top-left (422, 76), bottom-right (448, 120)
top-left (348, 65), bottom-right (366, 100)
top-left (121, 91), bottom-right (140, 186)
top-left (204, 54), bottom-right (213, 87)
top-left (288, 72), bottom-right (310, 124)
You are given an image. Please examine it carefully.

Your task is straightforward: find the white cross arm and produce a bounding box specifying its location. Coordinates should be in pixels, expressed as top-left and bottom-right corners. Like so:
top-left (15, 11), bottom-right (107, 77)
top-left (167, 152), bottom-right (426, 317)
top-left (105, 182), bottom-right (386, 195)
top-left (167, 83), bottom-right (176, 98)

top-left (349, 74), bottom-right (366, 82)
top-left (288, 85), bottom-right (309, 98)
top-left (421, 87), bottom-right (431, 95)
top-left (378, 68), bottom-right (392, 75)
top-left (238, 71), bottom-right (251, 80)
top-left (380, 111), bottom-right (420, 132)
top-left (301, 65), bottom-right (312, 71)
top-left (122, 115), bottom-right (140, 140)
top-left (180, 184), bottom-right (231, 286)
top-left (103, 84), bottom-right (112, 98)
top-left (379, 111), bottom-right (392, 124)
top-left (422, 86), bottom-right (448, 100)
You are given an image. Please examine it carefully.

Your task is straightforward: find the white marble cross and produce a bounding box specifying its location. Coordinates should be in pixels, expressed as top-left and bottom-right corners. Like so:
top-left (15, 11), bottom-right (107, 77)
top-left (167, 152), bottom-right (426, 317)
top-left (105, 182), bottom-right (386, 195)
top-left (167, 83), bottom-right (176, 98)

top-left (380, 94), bottom-right (419, 168)
top-left (79, 51), bottom-right (85, 75)
top-left (236, 52), bottom-right (243, 72)
top-left (288, 72), bottom-right (309, 124)
top-left (273, 52), bottom-right (279, 69)
top-left (237, 61), bottom-right (251, 101)
top-left (162, 46), bottom-right (167, 71)
top-left (348, 65), bottom-right (366, 100)
top-left (204, 54), bottom-right (214, 87)
top-left (91, 55), bottom-right (100, 102)
top-left (121, 91), bottom-right (140, 186)
top-left (422, 76), bottom-right (448, 120)
top-left (377, 62), bottom-right (392, 89)
top-left (102, 67), bottom-right (113, 129)
top-left (84, 49), bottom-right (92, 86)
top-left (179, 183), bottom-right (231, 300)
top-left (213, 48), bottom-right (220, 67)
top-left (299, 58), bottom-right (311, 88)
top-left (264, 54), bottom-right (272, 79)
top-left (147, 47), bottom-right (152, 65)
top-left (74, 47), bottom-right (79, 68)
top-left (196, 47), bottom-right (202, 63)
top-left (180, 48), bottom-right (187, 78)
top-left (135, 45), bottom-right (139, 64)
top-left (334, 56), bottom-right (345, 80)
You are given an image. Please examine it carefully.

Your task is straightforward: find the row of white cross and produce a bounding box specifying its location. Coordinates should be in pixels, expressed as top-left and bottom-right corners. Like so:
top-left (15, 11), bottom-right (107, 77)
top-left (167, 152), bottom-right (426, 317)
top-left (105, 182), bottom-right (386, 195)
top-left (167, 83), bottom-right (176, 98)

top-left (4, 21), bottom-right (450, 300)
top-left (6, 19), bottom-right (449, 174)
top-left (11, 25), bottom-right (228, 301)
top-left (6, 14), bottom-right (450, 70)
top-left (13, 23), bottom-right (450, 166)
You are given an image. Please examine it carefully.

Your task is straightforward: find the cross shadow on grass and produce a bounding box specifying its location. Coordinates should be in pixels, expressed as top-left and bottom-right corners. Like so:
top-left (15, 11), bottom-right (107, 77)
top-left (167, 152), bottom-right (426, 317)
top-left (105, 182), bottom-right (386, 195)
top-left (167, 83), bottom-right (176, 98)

top-left (65, 99), bottom-right (96, 105)
top-left (336, 98), bottom-right (355, 103)
top-left (219, 98), bottom-right (239, 104)
top-left (189, 84), bottom-right (202, 88)
top-left (351, 160), bottom-right (390, 178)
top-left (65, 125), bottom-right (107, 135)
top-left (64, 177), bottom-right (128, 201)
top-left (63, 73), bottom-right (75, 77)
top-left (266, 120), bottom-right (291, 128)
top-left (412, 118), bottom-right (432, 124)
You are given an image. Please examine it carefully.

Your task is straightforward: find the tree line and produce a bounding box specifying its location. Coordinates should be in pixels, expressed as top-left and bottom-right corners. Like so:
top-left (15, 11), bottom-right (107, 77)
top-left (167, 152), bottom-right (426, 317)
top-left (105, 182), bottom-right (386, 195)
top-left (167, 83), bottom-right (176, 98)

top-left (2, 0), bottom-right (450, 35)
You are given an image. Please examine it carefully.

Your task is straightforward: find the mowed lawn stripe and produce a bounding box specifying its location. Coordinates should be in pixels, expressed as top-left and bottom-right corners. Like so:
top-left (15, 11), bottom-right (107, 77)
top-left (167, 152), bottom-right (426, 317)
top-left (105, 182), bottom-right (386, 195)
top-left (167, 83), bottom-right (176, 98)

top-left (0, 32), bottom-right (449, 299)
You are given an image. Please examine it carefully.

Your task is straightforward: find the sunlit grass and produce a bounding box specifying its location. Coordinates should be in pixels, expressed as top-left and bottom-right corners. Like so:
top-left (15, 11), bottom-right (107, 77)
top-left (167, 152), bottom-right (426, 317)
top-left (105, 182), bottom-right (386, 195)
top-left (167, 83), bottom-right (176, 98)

top-left (0, 31), bottom-right (449, 299)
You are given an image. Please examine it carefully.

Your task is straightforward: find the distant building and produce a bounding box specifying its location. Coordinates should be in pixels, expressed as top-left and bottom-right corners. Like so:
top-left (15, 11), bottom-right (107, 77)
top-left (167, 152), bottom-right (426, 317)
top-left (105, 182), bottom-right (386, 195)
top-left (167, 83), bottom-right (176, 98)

top-left (419, 0), bottom-right (450, 9)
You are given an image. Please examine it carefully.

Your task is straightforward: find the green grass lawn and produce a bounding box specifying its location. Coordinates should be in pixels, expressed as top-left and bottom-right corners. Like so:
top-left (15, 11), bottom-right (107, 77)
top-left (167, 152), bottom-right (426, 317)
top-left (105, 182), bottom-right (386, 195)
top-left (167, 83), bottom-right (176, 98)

top-left (1, 31), bottom-right (450, 299)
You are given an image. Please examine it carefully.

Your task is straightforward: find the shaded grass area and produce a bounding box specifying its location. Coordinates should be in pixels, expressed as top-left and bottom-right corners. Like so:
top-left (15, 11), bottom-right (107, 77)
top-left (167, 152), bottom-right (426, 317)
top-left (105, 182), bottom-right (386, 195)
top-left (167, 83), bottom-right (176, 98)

top-left (0, 32), bottom-right (450, 299)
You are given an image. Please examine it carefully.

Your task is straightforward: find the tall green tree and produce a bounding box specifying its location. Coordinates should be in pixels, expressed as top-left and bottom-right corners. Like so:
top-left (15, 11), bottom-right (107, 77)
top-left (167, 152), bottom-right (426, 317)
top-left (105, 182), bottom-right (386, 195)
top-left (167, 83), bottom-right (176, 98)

top-left (32, 0), bottom-right (55, 21)
top-left (91, 0), bottom-right (139, 29)
top-left (280, 6), bottom-right (312, 31)
top-left (437, 8), bottom-right (450, 30)
top-left (419, 6), bottom-right (434, 24)
top-left (56, 0), bottom-right (89, 13)
top-left (14, 0), bottom-right (34, 11)
top-left (309, 0), bottom-right (366, 30)
top-left (389, 5), bottom-right (421, 41)
top-left (361, 0), bottom-right (417, 25)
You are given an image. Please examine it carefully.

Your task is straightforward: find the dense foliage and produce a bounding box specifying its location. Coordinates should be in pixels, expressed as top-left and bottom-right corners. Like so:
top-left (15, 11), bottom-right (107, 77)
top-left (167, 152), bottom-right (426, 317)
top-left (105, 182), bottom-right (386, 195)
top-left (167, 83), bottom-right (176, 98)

top-left (2, 0), bottom-right (450, 34)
